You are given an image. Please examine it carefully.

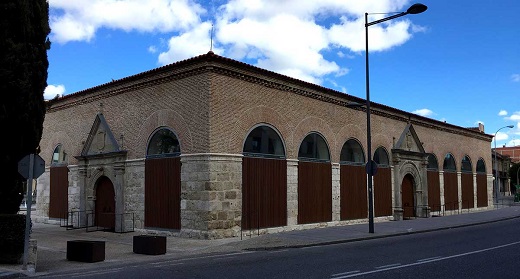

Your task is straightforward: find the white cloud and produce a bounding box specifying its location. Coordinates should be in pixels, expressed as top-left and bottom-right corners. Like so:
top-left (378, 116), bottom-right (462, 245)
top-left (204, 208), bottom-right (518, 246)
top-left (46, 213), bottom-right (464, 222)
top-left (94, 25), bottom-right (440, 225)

top-left (412, 108), bottom-right (434, 117)
top-left (49, 0), bottom-right (426, 86)
top-left (148, 46), bottom-right (158, 54)
top-left (507, 112), bottom-right (520, 121)
top-left (158, 21), bottom-right (218, 65)
top-left (44, 84), bottom-right (66, 100)
top-left (212, 0), bottom-right (422, 84)
top-left (508, 139), bottom-right (520, 147)
top-left (498, 110), bottom-right (508, 116)
top-left (495, 131), bottom-right (509, 141)
top-left (49, 0), bottom-right (206, 43)
top-left (512, 74), bottom-right (520, 82)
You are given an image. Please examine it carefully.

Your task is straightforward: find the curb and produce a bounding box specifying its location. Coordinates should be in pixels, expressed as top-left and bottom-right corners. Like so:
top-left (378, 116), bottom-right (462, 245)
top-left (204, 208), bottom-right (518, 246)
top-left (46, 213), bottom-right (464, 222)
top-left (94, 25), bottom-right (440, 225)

top-left (245, 214), bottom-right (520, 251)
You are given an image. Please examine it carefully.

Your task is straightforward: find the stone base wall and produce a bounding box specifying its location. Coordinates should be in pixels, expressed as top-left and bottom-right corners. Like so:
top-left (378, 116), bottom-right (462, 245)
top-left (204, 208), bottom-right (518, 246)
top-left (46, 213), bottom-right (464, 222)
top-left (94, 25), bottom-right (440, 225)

top-left (34, 169), bottom-right (50, 223)
top-left (33, 153), bottom-right (496, 239)
top-left (124, 160), bottom-right (145, 230)
top-left (180, 153), bottom-right (242, 239)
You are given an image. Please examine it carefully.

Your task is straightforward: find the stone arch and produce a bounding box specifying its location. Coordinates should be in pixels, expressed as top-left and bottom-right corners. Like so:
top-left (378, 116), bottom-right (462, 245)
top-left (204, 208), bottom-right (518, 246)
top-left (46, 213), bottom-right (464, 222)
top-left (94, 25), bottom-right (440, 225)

top-left (396, 161), bottom-right (425, 217)
top-left (146, 126), bottom-right (181, 157)
top-left (373, 146), bottom-right (390, 166)
top-left (398, 161), bottom-right (423, 190)
top-left (336, 123), bottom-right (367, 157)
top-left (340, 137), bottom-right (366, 164)
top-left (291, 116), bottom-right (336, 161)
top-left (476, 158), bottom-right (486, 173)
top-left (461, 155), bottom-right (472, 173)
top-left (135, 109), bottom-right (193, 158)
top-left (242, 123), bottom-right (286, 158)
top-left (43, 130), bottom-right (73, 167)
top-left (297, 131), bottom-right (331, 162)
top-left (229, 105), bottom-right (290, 155)
top-left (87, 167), bottom-right (117, 200)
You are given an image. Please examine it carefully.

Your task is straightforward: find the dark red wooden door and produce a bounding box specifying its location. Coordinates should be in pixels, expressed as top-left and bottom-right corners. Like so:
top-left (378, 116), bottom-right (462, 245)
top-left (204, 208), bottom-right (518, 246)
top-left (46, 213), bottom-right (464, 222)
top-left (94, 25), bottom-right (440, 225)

top-left (145, 157), bottom-right (181, 229)
top-left (461, 173), bottom-right (474, 209)
top-left (340, 165), bottom-right (367, 220)
top-left (476, 174), bottom-right (488, 207)
top-left (242, 157), bottom-right (287, 230)
top-left (443, 172), bottom-right (458, 211)
top-left (95, 176), bottom-right (115, 230)
top-left (49, 166), bottom-right (69, 219)
top-left (427, 171), bottom-right (441, 212)
top-left (374, 167), bottom-right (392, 217)
top-left (402, 174), bottom-right (414, 218)
top-left (298, 161), bottom-right (332, 224)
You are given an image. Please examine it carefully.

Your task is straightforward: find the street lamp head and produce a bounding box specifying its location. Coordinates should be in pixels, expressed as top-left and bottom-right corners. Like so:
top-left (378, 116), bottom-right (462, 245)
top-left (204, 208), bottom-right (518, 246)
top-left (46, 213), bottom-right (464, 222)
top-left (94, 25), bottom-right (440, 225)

top-left (507, 125), bottom-right (515, 128)
top-left (406, 3), bottom-right (428, 14)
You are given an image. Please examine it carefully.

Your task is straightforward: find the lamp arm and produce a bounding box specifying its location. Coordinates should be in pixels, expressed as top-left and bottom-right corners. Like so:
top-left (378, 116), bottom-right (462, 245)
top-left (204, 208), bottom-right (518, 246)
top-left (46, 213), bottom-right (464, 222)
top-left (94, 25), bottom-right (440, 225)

top-left (366, 12), bottom-right (407, 27)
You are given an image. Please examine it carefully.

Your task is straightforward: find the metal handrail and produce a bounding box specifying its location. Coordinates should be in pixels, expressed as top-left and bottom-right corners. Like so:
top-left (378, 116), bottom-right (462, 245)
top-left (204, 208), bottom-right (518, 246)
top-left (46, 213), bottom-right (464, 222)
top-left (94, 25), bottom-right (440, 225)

top-left (86, 212), bottom-right (135, 233)
top-left (61, 210), bottom-right (94, 229)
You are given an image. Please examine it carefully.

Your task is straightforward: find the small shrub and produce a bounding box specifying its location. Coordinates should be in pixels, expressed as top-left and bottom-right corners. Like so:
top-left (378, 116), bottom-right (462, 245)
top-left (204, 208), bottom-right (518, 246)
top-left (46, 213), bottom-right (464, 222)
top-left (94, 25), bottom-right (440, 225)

top-left (0, 214), bottom-right (28, 264)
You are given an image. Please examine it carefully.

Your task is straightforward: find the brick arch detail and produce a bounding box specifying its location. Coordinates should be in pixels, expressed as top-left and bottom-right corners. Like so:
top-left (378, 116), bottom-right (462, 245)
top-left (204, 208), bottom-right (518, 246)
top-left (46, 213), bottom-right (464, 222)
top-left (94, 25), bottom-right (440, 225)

top-left (336, 123), bottom-right (367, 159)
top-left (371, 132), bottom-right (393, 161)
top-left (291, 116), bottom-right (336, 161)
top-left (228, 105), bottom-right (290, 154)
top-left (134, 109), bottom-right (193, 157)
top-left (43, 131), bottom-right (74, 167)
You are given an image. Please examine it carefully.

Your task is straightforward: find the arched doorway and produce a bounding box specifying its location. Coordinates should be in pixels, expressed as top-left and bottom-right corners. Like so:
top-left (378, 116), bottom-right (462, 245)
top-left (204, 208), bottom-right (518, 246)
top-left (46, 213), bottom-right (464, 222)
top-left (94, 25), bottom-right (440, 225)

top-left (374, 147), bottom-right (392, 217)
top-left (402, 174), bottom-right (415, 218)
top-left (49, 144), bottom-right (69, 219)
top-left (242, 125), bottom-right (287, 230)
top-left (95, 176), bottom-right (115, 231)
top-left (297, 132), bottom-right (332, 224)
top-left (145, 127), bottom-right (181, 230)
top-left (339, 138), bottom-right (367, 220)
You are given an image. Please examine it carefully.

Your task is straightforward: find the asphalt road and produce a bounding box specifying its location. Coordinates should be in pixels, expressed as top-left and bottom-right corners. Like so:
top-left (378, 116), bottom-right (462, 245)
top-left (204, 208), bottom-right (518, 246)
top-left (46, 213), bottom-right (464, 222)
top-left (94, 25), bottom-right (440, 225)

top-left (39, 218), bottom-right (520, 279)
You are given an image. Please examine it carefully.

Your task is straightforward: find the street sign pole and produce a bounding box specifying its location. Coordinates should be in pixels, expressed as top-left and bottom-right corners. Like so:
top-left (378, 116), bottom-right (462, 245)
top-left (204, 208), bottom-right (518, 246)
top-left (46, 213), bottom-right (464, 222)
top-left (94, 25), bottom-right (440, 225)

top-left (22, 154), bottom-right (34, 271)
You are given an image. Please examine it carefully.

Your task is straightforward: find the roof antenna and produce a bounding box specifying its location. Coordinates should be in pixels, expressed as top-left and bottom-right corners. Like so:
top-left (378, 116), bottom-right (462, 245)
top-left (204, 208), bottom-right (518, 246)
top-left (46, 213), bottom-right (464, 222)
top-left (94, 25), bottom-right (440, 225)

top-left (210, 23), bottom-right (214, 52)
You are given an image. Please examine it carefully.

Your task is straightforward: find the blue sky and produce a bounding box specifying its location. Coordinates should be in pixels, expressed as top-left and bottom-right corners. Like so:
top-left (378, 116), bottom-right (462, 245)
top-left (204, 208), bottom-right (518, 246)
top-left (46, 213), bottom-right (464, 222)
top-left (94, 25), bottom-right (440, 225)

top-left (45, 0), bottom-right (520, 147)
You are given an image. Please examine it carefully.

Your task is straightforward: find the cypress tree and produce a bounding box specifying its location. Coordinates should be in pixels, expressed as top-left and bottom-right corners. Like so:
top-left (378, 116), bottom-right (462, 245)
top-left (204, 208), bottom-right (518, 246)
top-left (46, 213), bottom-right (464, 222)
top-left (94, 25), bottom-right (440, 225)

top-left (0, 0), bottom-right (50, 214)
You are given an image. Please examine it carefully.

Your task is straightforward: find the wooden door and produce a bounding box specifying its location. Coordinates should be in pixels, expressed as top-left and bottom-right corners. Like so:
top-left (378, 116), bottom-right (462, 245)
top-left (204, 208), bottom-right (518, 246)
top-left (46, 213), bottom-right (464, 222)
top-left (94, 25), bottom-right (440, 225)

top-left (374, 167), bottom-right (392, 217)
top-left (145, 157), bottom-right (181, 229)
top-left (340, 164), bottom-right (367, 220)
top-left (298, 161), bottom-right (332, 224)
top-left (49, 166), bottom-right (69, 219)
top-left (242, 157), bottom-right (287, 230)
top-left (402, 174), bottom-right (415, 218)
top-left (95, 177), bottom-right (115, 230)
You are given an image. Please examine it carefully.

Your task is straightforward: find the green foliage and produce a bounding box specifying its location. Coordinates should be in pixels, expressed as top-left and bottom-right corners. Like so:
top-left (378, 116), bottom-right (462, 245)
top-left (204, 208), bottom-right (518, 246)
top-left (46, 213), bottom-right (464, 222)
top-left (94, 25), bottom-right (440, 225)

top-left (0, 214), bottom-right (27, 264)
top-left (0, 0), bottom-right (50, 213)
top-left (510, 163), bottom-right (520, 185)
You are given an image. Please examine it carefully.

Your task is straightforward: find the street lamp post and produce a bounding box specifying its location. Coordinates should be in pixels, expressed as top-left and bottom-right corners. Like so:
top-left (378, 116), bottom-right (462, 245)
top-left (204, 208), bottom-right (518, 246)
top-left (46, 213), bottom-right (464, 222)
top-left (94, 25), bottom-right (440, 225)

top-left (365, 3), bottom-right (427, 233)
top-left (493, 125), bottom-right (514, 204)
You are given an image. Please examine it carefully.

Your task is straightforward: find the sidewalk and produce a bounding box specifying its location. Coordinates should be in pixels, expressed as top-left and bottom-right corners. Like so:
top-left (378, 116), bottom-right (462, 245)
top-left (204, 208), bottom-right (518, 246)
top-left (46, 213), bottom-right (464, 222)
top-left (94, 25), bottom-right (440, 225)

top-left (2, 203), bottom-right (520, 278)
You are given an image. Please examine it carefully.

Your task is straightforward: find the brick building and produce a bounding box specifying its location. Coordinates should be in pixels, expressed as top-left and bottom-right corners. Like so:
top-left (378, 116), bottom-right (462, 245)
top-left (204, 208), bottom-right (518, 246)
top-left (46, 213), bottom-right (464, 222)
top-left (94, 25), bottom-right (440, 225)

top-left (35, 52), bottom-right (494, 238)
top-left (495, 146), bottom-right (520, 163)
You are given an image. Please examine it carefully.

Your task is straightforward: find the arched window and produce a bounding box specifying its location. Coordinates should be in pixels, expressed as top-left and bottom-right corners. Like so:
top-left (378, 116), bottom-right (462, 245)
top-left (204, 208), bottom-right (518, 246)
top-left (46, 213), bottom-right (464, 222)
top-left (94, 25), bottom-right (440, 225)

top-left (243, 125), bottom-right (285, 158)
top-left (461, 155), bottom-right (472, 173)
top-left (427, 154), bottom-right (438, 171)
top-left (443, 153), bottom-right (456, 172)
top-left (146, 128), bottom-right (180, 157)
top-left (476, 158), bottom-right (486, 173)
top-left (373, 147), bottom-right (389, 167)
top-left (340, 139), bottom-right (365, 165)
top-left (298, 132), bottom-right (330, 162)
top-left (51, 144), bottom-right (67, 164)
